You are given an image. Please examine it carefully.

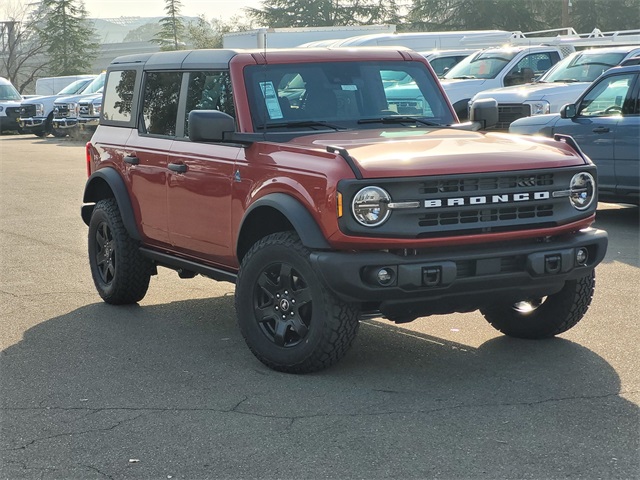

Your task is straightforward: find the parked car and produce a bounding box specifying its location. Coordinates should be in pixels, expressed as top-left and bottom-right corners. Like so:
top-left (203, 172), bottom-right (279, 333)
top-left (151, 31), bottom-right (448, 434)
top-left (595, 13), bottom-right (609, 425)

top-left (419, 49), bottom-right (478, 77)
top-left (81, 48), bottom-right (607, 373)
top-left (510, 64), bottom-right (639, 205)
top-left (77, 92), bottom-right (103, 133)
top-left (19, 76), bottom-right (96, 137)
top-left (439, 45), bottom-right (567, 119)
top-left (52, 73), bottom-right (105, 135)
top-left (471, 45), bottom-right (640, 129)
top-left (0, 77), bottom-right (24, 134)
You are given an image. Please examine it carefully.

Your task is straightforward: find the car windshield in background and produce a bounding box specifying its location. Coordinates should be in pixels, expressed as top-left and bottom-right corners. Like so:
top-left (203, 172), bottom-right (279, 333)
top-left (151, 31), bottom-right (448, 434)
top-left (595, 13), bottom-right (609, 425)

top-left (244, 61), bottom-right (455, 132)
top-left (81, 74), bottom-right (106, 94)
top-left (540, 52), bottom-right (627, 83)
top-left (58, 79), bottom-right (92, 95)
top-left (0, 85), bottom-right (22, 101)
top-left (443, 50), bottom-right (518, 80)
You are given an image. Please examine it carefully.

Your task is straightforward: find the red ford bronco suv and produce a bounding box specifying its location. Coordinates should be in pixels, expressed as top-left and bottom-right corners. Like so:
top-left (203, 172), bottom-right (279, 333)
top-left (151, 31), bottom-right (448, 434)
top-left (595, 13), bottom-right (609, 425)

top-left (82, 48), bottom-right (608, 373)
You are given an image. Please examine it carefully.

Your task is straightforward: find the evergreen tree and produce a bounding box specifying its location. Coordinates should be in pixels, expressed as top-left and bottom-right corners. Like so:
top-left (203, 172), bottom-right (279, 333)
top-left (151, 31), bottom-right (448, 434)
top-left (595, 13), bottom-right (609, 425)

top-left (247, 0), bottom-right (402, 27)
top-left (36, 0), bottom-right (99, 76)
top-left (154, 0), bottom-right (185, 51)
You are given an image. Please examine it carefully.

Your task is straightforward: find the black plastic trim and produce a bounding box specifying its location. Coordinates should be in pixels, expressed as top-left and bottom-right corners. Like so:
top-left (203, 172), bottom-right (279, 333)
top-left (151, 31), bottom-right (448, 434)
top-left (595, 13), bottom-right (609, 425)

top-left (81, 168), bottom-right (141, 241)
top-left (139, 248), bottom-right (237, 284)
top-left (240, 193), bottom-right (331, 250)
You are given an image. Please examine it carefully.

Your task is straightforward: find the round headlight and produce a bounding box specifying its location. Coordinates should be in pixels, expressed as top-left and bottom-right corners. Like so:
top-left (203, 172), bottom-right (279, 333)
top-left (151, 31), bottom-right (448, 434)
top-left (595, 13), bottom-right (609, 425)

top-left (352, 186), bottom-right (391, 227)
top-left (569, 172), bottom-right (595, 210)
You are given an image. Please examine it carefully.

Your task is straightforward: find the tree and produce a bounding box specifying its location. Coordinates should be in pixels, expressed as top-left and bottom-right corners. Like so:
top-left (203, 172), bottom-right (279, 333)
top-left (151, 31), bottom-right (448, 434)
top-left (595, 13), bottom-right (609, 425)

top-left (1, 2), bottom-right (51, 92)
top-left (247, 0), bottom-right (402, 27)
top-left (406, 0), bottom-right (557, 32)
top-left (185, 15), bottom-right (253, 49)
top-left (570, 0), bottom-right (640, 32)
top-left (154, 0), bottom-right (185, 51)
top-left (36, 0), bottom-right (99, 76)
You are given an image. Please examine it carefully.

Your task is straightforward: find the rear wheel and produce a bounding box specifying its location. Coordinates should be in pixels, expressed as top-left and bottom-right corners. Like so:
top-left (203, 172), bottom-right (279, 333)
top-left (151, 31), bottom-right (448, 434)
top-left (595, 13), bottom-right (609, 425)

top-left (235, 231), bottom-right (360, 373)
top-left (88, 198), bottom-right (152, 304)
top-left (480, 271), bottom-right (595, 338)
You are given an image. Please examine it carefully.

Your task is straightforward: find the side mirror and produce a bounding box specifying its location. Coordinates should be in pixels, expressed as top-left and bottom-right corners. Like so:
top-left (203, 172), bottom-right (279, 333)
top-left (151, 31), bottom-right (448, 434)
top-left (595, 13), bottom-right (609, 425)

top-left (469, 98), bottom-right (498, 130)
top-left (188, 110), bottom-right (235, 142)
top-left (560, 104), bottom-right (577, 119)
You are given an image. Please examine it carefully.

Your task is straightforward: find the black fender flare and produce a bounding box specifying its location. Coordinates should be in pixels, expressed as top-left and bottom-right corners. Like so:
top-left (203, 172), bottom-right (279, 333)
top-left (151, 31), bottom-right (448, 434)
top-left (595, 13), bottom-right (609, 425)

top-left (238, 193), bottom-right (331, 253)
top-left (81, 168), bottom-right (141, 241)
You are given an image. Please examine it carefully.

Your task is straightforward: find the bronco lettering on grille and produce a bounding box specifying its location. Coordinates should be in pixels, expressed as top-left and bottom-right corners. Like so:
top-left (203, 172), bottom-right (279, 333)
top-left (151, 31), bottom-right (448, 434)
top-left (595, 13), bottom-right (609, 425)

top-left (424, 191), bottom-right (550, 208)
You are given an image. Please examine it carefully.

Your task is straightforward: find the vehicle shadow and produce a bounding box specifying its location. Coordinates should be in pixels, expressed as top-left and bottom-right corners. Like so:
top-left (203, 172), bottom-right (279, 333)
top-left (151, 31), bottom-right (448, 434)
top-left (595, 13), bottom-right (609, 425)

top-left (2, 296), bottom-right (638, 479)
top-left (594, 202), bottom-right (639, 268)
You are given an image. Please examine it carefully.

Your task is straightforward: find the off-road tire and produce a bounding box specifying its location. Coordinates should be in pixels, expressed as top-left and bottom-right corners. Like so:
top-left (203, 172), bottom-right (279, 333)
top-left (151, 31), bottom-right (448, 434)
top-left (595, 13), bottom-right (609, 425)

top-left (480, 271), bottom-right (595, 339)
top-left (88, 198), bottom-right (152, 304)
top-left (235, 231), bottom-right (360, 374)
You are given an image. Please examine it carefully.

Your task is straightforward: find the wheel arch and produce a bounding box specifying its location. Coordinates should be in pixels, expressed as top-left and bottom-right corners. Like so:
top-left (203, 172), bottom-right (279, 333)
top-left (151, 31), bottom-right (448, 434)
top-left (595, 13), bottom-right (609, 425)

top-left (237, 193), bottom-right (330, 263)
top-left (81, 168), bottom-right (141, 241)
top-left (452, 98), bottom-right (471, 120)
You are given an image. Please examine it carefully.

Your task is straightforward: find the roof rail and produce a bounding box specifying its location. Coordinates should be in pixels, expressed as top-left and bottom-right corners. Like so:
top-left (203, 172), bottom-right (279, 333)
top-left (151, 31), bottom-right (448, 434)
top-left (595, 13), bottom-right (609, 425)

top-left (459, 27), bottom-right (640, 48)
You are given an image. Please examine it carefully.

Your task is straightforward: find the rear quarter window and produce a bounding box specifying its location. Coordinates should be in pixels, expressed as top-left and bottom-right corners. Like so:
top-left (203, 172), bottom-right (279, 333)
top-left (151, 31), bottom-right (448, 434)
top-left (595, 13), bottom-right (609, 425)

top-left (102, 70), bottom-right (138, 124)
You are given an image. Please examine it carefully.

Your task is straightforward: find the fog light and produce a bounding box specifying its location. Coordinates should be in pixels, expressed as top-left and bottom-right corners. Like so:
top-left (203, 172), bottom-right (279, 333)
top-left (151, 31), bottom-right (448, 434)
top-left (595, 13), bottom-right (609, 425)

top-left (576, 248), bottom-right (588, 265)
top-left (377, 268), bottom-right (394, 286)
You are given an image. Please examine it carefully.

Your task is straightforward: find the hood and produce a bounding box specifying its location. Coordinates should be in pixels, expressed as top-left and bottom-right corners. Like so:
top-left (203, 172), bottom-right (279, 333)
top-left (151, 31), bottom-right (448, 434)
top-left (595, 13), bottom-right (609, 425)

top-left (54, 93), bottom-right (94, 104)
top-left (440, 79), bottom-right (488, 103)
top-left (79, 93), bottom-right (102, 105)
top-left (473, 81), bottom-right (590, 105)
top-left (283, 128), bottom-right (584, 179)
top-left (21, 94), bottom-right (65, 105)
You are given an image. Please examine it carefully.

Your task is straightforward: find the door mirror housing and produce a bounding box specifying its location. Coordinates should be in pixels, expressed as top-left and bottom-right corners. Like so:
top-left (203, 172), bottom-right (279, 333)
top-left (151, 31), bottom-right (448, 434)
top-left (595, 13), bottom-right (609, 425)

top-left (189, 110), bottom-right (236, 142)
top-left (469, 98), bottom-right (498, 130)
top-left (560, 104), bottom-right (577, 119)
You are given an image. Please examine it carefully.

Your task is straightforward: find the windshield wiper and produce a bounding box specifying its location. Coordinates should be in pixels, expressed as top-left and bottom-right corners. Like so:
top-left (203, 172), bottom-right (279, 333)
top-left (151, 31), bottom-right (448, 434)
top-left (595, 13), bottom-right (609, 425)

top-left (358, 116), bottom-right (442, 127)
top-left (553, 79), bottom-right (581, 83)
top-left (261, 120), bottom-right (345, 131)
top-left (451, 75), bottom-right (477, 79)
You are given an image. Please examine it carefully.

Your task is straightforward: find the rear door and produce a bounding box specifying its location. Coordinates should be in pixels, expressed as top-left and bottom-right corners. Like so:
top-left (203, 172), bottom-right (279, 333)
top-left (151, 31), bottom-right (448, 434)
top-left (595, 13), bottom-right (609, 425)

top-left (124, 70), bottom-right (183, 246)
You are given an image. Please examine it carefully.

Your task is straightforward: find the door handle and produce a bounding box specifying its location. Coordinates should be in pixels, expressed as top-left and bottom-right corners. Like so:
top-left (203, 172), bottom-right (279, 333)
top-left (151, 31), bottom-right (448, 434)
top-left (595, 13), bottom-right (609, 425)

top-left (168, 163), bottom-right (187, 173)
top-left (592, 127), bottom-right (610, 133)
top-left (124, 155), bottom-right (139, 165)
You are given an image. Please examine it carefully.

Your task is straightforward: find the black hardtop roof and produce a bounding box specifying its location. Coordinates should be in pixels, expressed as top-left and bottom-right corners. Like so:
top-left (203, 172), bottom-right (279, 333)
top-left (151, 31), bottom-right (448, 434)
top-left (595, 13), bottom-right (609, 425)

top-left (108, 46), bottom-right (417, 71)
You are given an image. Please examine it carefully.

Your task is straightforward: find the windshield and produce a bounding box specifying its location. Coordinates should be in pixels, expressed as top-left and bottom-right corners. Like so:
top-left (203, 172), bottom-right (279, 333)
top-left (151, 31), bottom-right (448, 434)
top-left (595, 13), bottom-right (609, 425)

top-left (443, 50), bottom-right (519, 80)
top-left (81, 73), bottom-right (106, 94)
top-left (244, 60), bottom-right (455, 132)
top-left (540, 51), bottom-right (627, 83)
top-left (58, 78), bottom-right (93, 95)
top-left (0, 84), bottom-right (22, 101)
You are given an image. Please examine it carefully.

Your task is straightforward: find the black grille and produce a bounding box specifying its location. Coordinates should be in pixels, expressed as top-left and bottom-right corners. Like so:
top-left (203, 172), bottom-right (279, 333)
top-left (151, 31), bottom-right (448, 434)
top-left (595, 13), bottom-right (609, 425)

top-left (418, 205), bottom-right (554, 227)
top-left (495, 103), bottom-right (531, 129)
top-left (420, 173), bottom-right (554, 194)
top-left (20, 104), bottom-right (36, 117)
top-left (338, 167), bottom-right (596, 239)
top-left (5, 106), bottom-right (21, 120)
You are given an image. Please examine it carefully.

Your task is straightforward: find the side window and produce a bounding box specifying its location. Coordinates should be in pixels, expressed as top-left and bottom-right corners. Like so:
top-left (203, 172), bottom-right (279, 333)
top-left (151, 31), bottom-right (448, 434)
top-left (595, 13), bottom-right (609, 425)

top-left (184, 71), bottom-right (234, 137)
top-left (141, 71), bottom-right (182, 136)
top-left (579, 74), bottom-right (635, 117)
top-left (102, 70), bottom-right (137, 123)
top-left (505, 53), bottom-right (554, 86)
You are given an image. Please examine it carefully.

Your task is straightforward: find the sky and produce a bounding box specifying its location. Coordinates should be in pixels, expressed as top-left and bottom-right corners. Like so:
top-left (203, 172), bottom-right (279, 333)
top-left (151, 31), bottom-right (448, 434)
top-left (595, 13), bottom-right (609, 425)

top-left (81, 0), bottom-right (263, 20)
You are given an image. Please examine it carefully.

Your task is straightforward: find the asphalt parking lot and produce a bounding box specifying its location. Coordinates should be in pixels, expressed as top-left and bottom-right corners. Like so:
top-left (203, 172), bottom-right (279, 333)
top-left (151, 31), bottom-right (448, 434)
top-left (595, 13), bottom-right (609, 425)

top-left (1, 134), bottom-right (638, 479)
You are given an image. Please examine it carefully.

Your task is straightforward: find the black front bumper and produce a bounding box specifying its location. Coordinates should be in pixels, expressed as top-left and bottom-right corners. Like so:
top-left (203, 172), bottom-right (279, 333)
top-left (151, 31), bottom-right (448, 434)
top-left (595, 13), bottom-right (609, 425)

top-left (310, 228), bottom-right (608, 318)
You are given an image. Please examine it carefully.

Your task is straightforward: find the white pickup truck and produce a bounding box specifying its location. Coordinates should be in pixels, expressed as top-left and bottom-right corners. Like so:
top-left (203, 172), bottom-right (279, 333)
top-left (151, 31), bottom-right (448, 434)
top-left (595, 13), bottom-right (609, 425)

top-left (470, 45), bottom-right (640, 129)
top-left (438, 45), bottom-right (568, 120)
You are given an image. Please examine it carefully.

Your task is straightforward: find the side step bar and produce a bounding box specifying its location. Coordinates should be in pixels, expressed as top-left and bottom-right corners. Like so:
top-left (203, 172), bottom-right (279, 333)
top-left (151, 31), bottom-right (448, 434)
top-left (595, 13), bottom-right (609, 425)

top-left (139, 248), bottom-right (237, 284)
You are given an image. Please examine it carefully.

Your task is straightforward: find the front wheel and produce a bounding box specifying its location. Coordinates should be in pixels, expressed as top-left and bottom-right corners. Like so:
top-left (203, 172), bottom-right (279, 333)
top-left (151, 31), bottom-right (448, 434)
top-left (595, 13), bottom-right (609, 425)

top-left (88, 198), bottom-right (152, 304)
top-left (480, 271), bottom-right (595, 339)
top-left (235, 231), bottom-right (360, 373)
